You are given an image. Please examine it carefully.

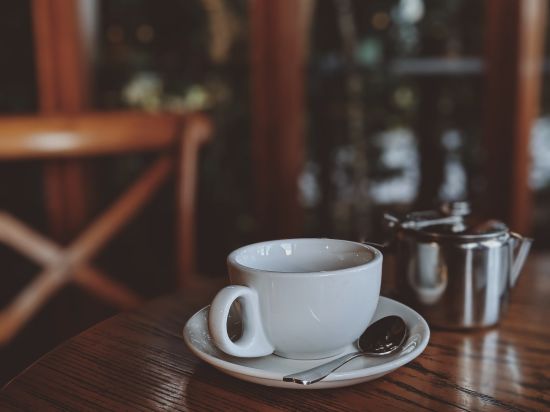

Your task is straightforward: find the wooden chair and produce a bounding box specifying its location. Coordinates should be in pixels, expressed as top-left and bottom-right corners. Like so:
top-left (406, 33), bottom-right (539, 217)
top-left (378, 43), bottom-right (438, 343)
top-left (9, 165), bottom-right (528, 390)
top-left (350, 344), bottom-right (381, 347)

top-left (0, 111), bottom-right (212, 344)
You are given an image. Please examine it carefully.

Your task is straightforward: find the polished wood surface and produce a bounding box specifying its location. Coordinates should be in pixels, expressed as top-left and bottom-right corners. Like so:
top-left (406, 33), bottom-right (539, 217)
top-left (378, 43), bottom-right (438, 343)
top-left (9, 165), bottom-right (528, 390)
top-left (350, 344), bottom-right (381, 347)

top-left (1, 254), bottom-right (548, 411)
top-left (483, 0), bottom-right (547, 234)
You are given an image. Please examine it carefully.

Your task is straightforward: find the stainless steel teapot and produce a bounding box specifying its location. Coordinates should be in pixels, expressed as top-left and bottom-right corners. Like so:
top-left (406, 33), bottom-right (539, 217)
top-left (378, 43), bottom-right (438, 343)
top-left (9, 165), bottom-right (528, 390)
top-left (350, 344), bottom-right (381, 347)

top-left (376, 202), bottom-right (532, 329)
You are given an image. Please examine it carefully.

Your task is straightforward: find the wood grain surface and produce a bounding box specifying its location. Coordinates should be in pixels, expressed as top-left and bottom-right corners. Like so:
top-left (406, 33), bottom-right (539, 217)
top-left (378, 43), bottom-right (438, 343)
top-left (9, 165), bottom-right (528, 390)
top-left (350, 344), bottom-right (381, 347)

top-left (1, 254), bottom-right (549, 411)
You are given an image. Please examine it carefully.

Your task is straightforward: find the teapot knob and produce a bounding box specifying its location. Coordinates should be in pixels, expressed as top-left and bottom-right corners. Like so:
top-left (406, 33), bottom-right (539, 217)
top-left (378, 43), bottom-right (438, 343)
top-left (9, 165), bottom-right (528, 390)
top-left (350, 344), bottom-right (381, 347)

top-left (440, 201), bottom-right (470, 217)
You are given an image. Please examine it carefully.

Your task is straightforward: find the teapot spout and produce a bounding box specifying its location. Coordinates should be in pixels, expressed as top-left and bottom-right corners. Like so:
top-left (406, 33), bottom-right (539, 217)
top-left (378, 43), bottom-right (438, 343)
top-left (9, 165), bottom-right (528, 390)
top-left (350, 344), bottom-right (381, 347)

top-left (510, 232), bottom-right (533, 287)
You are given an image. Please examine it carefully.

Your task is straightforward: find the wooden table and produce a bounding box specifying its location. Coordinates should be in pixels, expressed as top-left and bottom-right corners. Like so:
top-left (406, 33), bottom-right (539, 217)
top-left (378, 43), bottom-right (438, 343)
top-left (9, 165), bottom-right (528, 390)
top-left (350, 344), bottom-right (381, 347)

top-left (1, 255), bottom-right (549, 411)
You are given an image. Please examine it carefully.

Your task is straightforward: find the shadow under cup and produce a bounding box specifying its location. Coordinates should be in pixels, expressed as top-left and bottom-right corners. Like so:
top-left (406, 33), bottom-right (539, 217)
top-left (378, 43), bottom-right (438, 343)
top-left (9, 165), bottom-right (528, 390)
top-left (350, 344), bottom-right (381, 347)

top-left (218, 239), bottom-right (383, 360)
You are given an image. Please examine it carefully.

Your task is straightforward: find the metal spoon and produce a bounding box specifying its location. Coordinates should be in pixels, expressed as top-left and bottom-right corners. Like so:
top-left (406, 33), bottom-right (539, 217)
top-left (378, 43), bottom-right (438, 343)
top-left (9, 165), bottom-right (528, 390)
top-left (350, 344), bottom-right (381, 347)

top-left (282, 315), bottom-right (407, 385)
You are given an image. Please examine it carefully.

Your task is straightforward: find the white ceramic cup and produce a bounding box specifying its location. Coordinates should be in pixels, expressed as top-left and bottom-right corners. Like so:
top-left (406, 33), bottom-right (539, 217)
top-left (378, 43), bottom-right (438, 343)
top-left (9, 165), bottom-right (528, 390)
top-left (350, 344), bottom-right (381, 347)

top-left (208, 238), bottom-right (382, 360)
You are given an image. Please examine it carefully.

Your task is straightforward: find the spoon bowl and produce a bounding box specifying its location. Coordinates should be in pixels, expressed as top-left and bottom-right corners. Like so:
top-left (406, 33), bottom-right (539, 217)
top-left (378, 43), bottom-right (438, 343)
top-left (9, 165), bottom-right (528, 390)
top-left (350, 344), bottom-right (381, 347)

top-left (283, 315), bottom-right (408, 385)
top-left (358, 315), bottom-right (408, 355)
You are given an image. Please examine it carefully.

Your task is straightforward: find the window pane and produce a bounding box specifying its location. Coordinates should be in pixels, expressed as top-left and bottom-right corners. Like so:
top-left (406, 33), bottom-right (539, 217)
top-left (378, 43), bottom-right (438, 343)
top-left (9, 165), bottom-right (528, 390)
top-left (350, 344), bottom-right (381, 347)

top-left (94, 0), bottom-right (252, 274)
top-left (305, 0), bottom-right (485, 239)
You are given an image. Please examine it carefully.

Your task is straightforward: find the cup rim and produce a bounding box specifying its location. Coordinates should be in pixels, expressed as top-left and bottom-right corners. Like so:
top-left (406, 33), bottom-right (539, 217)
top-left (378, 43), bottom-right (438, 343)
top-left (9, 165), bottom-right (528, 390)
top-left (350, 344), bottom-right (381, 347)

top-left (227, 238), bottom-right (382, 276)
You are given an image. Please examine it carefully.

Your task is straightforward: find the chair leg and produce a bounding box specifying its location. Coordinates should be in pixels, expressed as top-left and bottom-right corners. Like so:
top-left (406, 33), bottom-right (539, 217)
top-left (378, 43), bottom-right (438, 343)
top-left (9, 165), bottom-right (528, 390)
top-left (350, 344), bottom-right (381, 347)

top-left (176, 113), bottom-right (213, 290)
top-left (0, 211), bottom-right (60, 264)
top-left (0, 154), bottom-right (177, 344)
top-left (0, 157), bottom-right (172, 344)
top-left (66, 155), bottom-right (173, 264)
top-left (73, 265), bottom-right (141, 310)
top-left (0, 262), bottom-right (70, 344)
top-left (0, 212), bottom-right (142, 309)
top-left (0, 214), bottom-right (143, 344)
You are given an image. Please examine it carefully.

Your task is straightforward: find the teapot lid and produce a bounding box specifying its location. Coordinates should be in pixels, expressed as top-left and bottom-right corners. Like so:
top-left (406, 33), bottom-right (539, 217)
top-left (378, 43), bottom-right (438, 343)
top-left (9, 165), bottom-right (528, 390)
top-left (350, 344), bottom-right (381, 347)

top-left (386, 202), bottom-right (509, 242)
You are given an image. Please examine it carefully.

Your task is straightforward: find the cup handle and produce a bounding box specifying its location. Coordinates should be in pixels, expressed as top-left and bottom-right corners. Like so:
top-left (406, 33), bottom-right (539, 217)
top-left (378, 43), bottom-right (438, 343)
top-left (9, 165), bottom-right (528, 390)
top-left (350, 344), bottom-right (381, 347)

top-left (208, 285), bottom-right (274, 357)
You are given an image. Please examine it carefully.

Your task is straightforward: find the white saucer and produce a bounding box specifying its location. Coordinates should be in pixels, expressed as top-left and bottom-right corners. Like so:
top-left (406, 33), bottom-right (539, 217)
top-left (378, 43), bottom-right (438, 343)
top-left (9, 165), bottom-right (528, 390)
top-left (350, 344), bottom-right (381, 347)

top-left (183, 296), bottom-right (430, 389)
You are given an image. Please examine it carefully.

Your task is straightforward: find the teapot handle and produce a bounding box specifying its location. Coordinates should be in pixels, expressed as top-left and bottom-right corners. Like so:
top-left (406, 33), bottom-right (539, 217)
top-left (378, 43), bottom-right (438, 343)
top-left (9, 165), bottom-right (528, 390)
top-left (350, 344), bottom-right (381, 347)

top-left (510, 232), bottom-right (533, 287)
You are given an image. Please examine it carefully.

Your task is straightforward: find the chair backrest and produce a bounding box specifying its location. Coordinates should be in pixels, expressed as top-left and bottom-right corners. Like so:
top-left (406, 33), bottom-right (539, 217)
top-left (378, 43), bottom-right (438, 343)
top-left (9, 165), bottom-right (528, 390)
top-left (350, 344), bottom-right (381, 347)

top-left (0, 111), bottom-right (182, 160)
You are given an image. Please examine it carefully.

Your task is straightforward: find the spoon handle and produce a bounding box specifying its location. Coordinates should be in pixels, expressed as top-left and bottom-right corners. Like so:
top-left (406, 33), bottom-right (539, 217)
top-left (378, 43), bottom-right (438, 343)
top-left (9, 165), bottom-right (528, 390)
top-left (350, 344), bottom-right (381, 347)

top-left (282, 351), bottom-right (361, 385)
